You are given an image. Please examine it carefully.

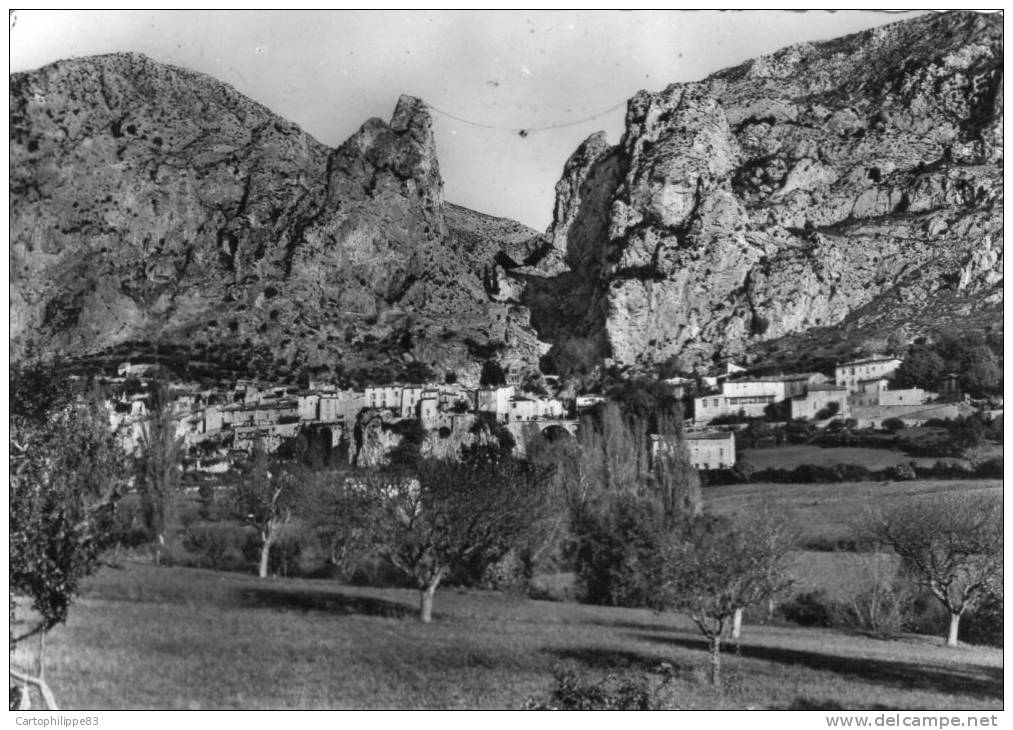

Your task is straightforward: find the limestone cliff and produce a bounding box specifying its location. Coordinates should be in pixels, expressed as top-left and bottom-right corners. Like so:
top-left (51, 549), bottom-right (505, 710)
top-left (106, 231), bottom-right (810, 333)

top-left (522, 11), bottom-right (1003, 373)
top-left (10, 53), bottom-right (545, 385)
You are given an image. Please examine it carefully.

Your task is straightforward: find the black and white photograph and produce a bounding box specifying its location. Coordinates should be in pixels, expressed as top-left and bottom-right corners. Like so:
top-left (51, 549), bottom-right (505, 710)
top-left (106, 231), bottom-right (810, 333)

top-left (8, 9), bottom-right (1003, 714)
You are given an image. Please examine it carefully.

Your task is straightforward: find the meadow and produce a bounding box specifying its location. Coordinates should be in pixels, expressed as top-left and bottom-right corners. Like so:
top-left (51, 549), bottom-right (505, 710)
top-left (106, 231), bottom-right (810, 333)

top-left (30, 539), bottom-right (1003, 711)
top-left (738, 445), bottom-right (946, 471)
top-left (18, 477), bottom-right (1002, 711)
top-left (704, 478), bottom-right (1002, 544)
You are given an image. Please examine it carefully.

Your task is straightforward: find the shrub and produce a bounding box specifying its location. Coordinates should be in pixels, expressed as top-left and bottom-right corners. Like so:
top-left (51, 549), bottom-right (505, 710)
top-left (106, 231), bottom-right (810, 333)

top-left (525, 667), bottom-right (674, 710)
top-left (779, 590), bottom-right (849, 628)
top-left (573, 496), bottom-right (667, 607)
top-left (974, 457), bottom-right (1003, 479)
top-left (182, 522), bottom-right (249, 570)
top-left (885, 462), bottom-right (916, 481)
top-left (960, 589), bottom-right (1003, 647)
top-left (881, 418), bottom-right (906, 433)
top-left (785, 420), bottom-right (817, 444)
top-left (815, 402), bottom-right (840, 420)
top-left (477, 548), bottom-right (532, 593)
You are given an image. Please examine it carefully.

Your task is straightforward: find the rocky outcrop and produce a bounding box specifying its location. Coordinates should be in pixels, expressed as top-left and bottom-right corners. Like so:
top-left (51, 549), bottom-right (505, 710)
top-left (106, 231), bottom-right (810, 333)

top-left (522, 11), bottom-right (1003, 373)
top-left (10, 53), bottom-right (545, 385)
top-left (11, 13), bottom-right (1003, 384)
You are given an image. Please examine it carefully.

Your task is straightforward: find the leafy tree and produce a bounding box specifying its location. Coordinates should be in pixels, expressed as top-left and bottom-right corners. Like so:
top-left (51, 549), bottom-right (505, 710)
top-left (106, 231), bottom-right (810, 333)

top-left (894, 345), bottom-right (945, 390)
top-left (135, 387), bottom-right (185, 563)
top-left (946, 416), bottom-right (986, 454)
top-left (360, 448), bottom-right (550, 622)
top-left (856, 494), bottom-right (1002, 646)
top-left (572, 494), bottom-right (668, 607)
top-left (10, 359), bottom-right (75, 425)
top-left (655, 510), bottom-right (795, 685)
top-left (479, 360), bottom-right (507, 387)
top-left (566, 401), bottom-right (700, 604)
top-left (959, 345), bottom-right (1001, 397)
top-left (604, 377), bottom-right (683, 433)
top-left (10, 396), bottom-right (127, 708)
top-left (228, 443), bottom-right (302, 578)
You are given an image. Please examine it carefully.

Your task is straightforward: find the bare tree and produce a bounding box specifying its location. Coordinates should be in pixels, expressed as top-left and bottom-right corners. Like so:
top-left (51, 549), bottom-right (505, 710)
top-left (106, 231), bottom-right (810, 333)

top-left (856, 493), bottom-right (1002, 646)
top-left (229, 442), bottom-right (302, 578)
top-left (361, 447), bottom-right (550, 622)
top-left (136, 386), bottom-right (184, 564)
top-left (657, 510), bottom-right (795, 686)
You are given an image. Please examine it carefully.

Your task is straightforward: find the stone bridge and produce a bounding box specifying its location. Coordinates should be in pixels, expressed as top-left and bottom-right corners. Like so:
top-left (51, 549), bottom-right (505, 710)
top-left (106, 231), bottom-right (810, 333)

top-left (504, 418), bottom-right (579, 454)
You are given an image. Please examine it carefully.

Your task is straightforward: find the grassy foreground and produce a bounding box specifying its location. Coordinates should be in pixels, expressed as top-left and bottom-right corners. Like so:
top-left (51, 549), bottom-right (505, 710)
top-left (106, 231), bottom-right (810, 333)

top-left (31, 563), bottom-right (1002, 710)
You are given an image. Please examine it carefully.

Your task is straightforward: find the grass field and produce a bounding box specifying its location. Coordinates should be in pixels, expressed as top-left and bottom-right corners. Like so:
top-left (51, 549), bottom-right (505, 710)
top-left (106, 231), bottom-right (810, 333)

top-left (24, 562), bottom-right (1003, 710)
top-left (739, 445), bottom-right (951, 471)
top-left (704, 479), bottom-right (1002, 543)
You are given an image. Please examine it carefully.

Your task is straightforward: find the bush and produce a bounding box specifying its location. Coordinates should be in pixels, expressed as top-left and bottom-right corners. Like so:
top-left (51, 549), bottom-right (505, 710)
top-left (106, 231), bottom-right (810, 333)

top-left (885, 462), bottom-right (916, 481)
top-left (785, 420), bottom-right (817, 444)
top-left (477, 548), bottom-right (532, 593)
top-left (525, 667), bottom-right (675, 710)
top-left (815, 402), bottom-right (841, 420)
top-left (573, 496), bottom-right (667, 607)
top-left (182, 522), bottom-right (249, 571)
top-left (881, 418), bottom-right (906, 433)
top-left (779, 590), bottom-right (849, 628)
top-left (960, 589), bottom-right (1003, 647)
top-left (974, 457), bottom-right (1003, 479)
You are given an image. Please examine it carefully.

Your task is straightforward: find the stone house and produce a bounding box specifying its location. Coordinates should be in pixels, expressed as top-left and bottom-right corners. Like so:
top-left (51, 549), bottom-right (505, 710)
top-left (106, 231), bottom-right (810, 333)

top-left (476, 385), bottom-right (516, 422)
top-left (849, 378), bottom-right (928, 408)
top-left (694, 373), bottom-right (827, 423)
top-left (400, 386), bottom-right (424, 418)
top-left (790, 384), bottom-right (850, 420)
top-left (651, 431), bottom-right (736, 471)
top-left (419, 389), bottom-right (440, 427)
top-left (365, 385), bottom-right (403, 411)
top-left (835, 356), bottom-right (902, 393)
top-left (320, 392), bottom-right (364, 423)
top-left (298, 394), bottom-right (321, 421)
top-left (507, 396), bottom-right (539, 422)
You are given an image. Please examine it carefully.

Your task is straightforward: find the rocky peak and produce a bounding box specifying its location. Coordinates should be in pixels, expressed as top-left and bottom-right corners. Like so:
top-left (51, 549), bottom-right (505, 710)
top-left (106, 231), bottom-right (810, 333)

top-left (9, 56), bottom-right (545, 385)
top-left (523, 10), bottom-right (1003, 375)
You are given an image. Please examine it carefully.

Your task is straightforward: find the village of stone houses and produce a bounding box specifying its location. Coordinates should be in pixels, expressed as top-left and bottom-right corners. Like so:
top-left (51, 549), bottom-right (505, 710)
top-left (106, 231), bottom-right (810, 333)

top-left (107, 353), bottom-right (983, 477)
top-left (9, 10), bottom-right (1003, 714)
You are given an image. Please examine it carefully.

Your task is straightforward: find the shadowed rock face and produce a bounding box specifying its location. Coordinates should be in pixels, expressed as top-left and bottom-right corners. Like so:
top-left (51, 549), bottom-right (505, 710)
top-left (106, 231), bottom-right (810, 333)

top-left (525, 11), bottom-right (1003, 373)
top-left (10, 53), bottom-right (545, 384)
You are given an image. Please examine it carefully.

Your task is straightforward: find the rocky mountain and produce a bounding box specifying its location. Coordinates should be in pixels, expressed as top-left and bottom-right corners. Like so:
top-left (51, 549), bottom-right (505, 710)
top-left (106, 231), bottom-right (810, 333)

top-left (10, 53), bottom-right (545, 385)
top-left (517, 11), bottom-right (1003, 374)
top-left (10, 12), bottom-right (1003, 384)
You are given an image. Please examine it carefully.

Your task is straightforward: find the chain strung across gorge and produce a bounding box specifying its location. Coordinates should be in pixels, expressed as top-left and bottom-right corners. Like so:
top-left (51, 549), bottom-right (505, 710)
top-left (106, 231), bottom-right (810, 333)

top-left (425, 99), bottom-right (628, 137)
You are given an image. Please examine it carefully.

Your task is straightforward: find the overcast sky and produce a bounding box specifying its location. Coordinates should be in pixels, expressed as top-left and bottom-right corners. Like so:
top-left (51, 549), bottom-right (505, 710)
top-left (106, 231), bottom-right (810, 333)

top-left (11, 10), bottom-right (928, 230)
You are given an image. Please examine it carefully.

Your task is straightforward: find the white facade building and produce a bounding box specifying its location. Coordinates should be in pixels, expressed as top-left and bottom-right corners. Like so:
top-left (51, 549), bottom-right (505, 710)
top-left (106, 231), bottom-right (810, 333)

top-left (694, 373), bottom-right (828, 424)
top-left (835, 356), bottom-right (902, 393)
top-left (476, 385), bottom-right (516, 421)
top-left (651, 431), bottom-right (736, 471)
top-left (365, 385), bottom-right (403, 411)
top-left (790, 384), bottom-right (850, 420)
top-left (400, 386), bottom-right (424, 418)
